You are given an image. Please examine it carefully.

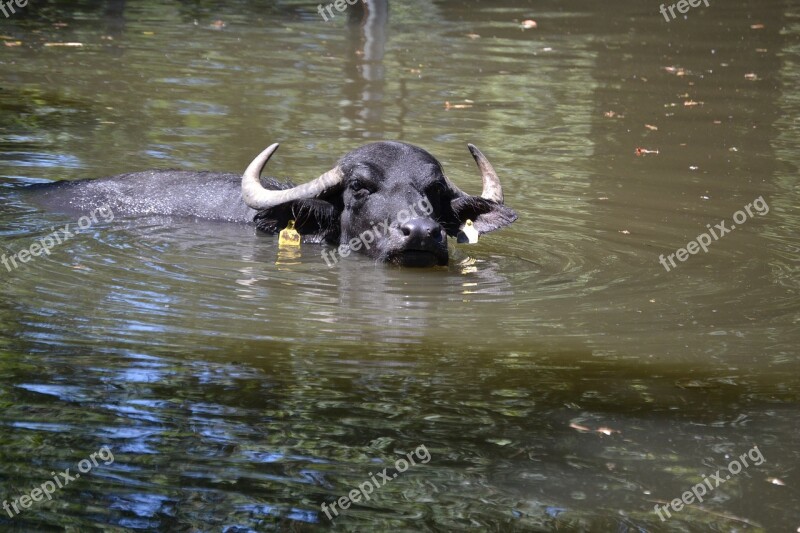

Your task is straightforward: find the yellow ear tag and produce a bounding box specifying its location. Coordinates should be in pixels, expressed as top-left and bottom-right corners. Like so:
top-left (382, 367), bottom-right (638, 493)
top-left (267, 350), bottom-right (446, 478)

top-left (457, 219), bottom-right (479, 244)
top-left (279, 220), bottom-right (301, 247)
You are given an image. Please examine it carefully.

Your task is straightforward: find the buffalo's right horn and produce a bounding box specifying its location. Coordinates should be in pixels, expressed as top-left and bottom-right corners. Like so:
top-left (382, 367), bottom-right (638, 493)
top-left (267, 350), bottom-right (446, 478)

top-left (444, 144), bottom-right (506, 204)
top-left (467, 143), bottom-right (504, 204)
top-left (241, 143), bottom-right (344, 210)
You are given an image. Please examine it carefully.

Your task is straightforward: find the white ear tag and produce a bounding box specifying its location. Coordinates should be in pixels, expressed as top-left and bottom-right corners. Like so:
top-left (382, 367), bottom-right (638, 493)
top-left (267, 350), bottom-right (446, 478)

top-left (279, 220), bottom-right (301, 247)
top-left (457, 219), bottom-right (479, 244)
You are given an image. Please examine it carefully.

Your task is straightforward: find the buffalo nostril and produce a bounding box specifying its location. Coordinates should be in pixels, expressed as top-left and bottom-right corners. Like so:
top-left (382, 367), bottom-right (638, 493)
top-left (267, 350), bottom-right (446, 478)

top-left (400, 219), bottom-right (443, 244)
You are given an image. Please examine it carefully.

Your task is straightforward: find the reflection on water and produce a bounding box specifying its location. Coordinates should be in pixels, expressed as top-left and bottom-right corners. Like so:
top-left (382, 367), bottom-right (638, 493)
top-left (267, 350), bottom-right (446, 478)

top-left (0, 0), bottom-right (798, 530)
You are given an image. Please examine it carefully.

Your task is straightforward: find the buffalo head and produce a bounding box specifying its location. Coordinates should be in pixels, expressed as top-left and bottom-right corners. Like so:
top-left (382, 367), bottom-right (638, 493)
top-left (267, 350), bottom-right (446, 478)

top-left (241, 141), bottom-right (517, 267)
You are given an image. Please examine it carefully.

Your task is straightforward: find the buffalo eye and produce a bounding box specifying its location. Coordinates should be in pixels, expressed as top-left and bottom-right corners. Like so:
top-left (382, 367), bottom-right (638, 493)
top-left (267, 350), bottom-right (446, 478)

top-left (349, 179), bottom-right (373, 199)
top-left (426, 181), bottom-right (444, 196)
top-left (425, 181), bottom-right (445, 203)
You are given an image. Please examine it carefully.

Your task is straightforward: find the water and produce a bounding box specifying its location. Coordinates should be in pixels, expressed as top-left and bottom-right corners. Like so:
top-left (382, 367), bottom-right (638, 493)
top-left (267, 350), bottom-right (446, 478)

top-left (1, 0), bottom-right (798, 530)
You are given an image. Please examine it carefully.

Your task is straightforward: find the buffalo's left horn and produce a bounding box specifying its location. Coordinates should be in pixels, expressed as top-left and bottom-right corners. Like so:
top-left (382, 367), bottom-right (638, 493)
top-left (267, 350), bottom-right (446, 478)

top-left (467, 143), bottom-right (504, 204)
top-left (241, 143), bottom-right (344, 210)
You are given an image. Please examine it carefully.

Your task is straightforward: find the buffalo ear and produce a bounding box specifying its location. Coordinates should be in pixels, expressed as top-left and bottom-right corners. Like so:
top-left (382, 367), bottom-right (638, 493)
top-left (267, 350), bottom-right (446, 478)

top-left (448, 196), bottom-right (518, 236)
top-left (253, 199), bottom-right (341, 244)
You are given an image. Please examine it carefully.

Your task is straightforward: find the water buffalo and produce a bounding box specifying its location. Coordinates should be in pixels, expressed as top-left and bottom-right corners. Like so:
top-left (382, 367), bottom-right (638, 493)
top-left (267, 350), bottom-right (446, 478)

top-left (32, 141), bottom-right (517, 267)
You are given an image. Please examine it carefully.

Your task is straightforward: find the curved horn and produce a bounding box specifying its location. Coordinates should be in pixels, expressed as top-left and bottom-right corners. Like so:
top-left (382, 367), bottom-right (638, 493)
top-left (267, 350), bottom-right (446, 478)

top-left (467, 143), bottom-right (504, 204)
top-left (241, 143), bottom-right (344, 210)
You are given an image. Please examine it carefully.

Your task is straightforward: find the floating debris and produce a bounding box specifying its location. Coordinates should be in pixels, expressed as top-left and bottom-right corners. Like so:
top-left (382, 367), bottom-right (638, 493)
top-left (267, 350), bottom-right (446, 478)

top-left (569, 422), bottom-right (620, 436)
top-left (664, 66), bottom-right (688, 76)
top-left (444, 100), bottom-right (473, 110)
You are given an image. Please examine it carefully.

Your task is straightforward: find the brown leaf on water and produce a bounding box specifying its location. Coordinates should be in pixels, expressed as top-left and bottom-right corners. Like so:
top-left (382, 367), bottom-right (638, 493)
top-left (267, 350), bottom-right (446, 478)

top-left (635, 147), bottom-right (659, 156)
top-left (444, 100), bottom-right (473, 110)
top-left (645, 124), bottom-right (658, 131)
top-left (750, 23), bottom-right (765, 29)
top-left (664, 66), bottom-right (688, 76)
top-left (570, 422), bottom-right (620, 436)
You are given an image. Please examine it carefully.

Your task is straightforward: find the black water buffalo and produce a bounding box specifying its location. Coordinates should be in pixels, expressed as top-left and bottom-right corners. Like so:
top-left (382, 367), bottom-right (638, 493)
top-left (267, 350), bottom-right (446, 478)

top-left (33, 141), bottom-right (517, 267)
